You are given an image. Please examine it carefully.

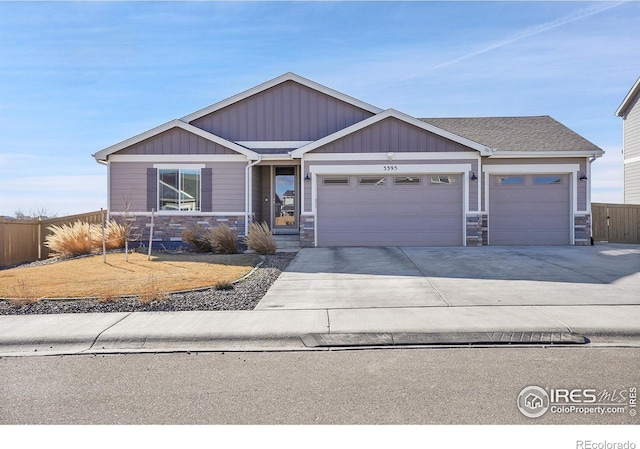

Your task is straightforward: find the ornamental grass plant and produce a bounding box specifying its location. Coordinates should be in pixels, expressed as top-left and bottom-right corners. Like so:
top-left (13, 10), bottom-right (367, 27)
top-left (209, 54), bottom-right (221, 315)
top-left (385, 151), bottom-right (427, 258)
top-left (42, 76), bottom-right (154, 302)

top-left (245, 222), bottom-right (277, 255)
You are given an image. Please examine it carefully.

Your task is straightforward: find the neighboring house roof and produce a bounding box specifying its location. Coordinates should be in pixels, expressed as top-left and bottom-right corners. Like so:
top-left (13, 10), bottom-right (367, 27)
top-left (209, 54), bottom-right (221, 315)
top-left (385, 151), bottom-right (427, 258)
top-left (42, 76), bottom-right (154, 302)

top-left (180, 72), bottom-right (384, 123)
top-left (616, 77), bottom-right (640, 118)
top-left (92, 119), bottom-right (260, 162)
top-left (420, 116), bottom-right (603, 156)
top-left (290, 109), bottom-right (495, 157)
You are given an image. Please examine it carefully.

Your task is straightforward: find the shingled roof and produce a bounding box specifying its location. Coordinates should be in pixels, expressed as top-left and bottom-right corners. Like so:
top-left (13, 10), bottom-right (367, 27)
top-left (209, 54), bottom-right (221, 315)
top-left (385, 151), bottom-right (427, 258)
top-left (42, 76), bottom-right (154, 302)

top-left (420, 116), bottom-right (603, 153)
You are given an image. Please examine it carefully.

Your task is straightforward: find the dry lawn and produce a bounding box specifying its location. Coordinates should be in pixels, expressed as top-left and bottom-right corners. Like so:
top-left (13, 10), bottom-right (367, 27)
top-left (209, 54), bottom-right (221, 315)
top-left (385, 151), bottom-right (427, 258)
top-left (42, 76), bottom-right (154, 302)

top-left (0, 252), bottom-right (259, 300)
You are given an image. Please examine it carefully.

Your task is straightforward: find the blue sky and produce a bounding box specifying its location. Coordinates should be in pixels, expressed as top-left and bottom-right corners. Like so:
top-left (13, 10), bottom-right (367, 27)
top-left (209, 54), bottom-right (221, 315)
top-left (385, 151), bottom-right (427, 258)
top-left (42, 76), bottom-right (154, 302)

top-left (0, 1), bottom-right (638, 217)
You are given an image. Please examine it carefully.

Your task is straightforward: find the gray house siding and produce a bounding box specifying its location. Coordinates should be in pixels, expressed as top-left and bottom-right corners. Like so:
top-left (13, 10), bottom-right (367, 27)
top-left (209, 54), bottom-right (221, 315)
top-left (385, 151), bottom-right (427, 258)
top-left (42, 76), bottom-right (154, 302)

top-left (110, 162), bottom-right (148, 212)
top-left (623, 93), bottom-right (640, 203)
top-left (625, 161), bottom-right (640, 204)
top-left (109, 161), bottom-right (245, 213)
top-left (190, 81), bottom-right (375, 142)
top-left (118, 127), bottom-right (236, 155)
top-left (623, 93), bottom-right (640, 160)
top-left (313, 117), bottom-right (474, 153)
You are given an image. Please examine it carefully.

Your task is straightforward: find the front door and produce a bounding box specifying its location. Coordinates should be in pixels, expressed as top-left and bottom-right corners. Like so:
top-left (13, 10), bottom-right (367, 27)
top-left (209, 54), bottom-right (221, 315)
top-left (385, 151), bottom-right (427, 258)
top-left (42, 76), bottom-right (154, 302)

top-left (272, 166), bottom-right (298, 233)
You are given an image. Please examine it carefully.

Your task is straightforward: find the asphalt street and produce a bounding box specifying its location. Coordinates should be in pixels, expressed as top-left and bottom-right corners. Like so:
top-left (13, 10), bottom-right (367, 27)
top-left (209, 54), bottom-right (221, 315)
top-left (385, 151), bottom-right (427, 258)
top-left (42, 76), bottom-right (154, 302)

top-left (1, 347), bottom-right (638, 425)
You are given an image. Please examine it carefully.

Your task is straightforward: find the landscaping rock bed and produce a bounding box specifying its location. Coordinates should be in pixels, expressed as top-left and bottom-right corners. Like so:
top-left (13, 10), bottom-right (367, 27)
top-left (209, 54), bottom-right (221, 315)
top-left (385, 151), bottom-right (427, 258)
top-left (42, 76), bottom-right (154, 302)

top-left (0, 253), bottom-right (295, 315)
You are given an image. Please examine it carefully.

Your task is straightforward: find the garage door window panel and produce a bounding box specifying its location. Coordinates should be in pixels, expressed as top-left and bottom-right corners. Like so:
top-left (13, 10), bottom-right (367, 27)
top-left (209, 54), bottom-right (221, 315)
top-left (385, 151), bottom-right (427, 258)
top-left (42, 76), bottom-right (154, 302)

top-left (359, 177), bottom-right (386, 186)
top-left (534, 176), bottom-right (563, 185)
top-left (430, 175), bottom-right (457, 184)
top-left (495, 176), bottom-right (524, 186)
top-left (323, 177), bottom-right (350, 185)
top-left (394, 176), bottom-right (421, 185)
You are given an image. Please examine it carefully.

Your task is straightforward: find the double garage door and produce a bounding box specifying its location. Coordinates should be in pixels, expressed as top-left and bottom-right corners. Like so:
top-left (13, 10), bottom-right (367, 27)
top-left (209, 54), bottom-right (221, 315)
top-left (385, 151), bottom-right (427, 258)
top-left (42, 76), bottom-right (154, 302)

top-left (316, 172), bottom-right (572, 247)
top-left (489, 174), bottom-right (570, 245)
top-left (317, 174), bottom-right (463, 247)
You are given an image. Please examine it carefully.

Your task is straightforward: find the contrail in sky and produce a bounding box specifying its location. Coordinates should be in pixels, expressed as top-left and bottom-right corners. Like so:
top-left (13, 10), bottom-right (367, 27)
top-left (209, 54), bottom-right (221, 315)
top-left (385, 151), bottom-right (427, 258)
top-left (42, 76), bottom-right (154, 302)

top-left (426, 1), bottom-right (629, 72)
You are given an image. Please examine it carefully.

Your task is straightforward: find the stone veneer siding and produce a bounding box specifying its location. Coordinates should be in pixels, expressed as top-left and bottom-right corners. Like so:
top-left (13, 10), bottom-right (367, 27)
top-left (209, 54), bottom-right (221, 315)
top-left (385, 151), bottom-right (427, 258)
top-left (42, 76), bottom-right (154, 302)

top-left (113, 214), bottom-right (246, 248)
top-left (466, 213), bottom-right (488, 246)
top-left (299, 215), bottom-right (316, 247)
top-left (574, 213), bottom-right (591, 246)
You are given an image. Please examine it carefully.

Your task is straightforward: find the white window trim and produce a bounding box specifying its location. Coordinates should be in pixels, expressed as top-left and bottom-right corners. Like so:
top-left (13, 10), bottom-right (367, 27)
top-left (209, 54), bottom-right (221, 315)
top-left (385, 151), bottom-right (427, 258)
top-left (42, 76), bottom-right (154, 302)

top-left (156, 166), bottom-right (204, 212)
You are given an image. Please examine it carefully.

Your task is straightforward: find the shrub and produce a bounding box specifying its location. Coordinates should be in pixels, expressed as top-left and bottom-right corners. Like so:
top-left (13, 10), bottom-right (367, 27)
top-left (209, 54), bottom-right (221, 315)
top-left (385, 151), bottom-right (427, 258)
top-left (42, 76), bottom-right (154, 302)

top-left (102, 220), bottom-right (127, 251)
top-left (245, 222), bottom-right (276, 255)
top-left (45, 221), bottom-right (97, 258)
top-left (45, 220), bottom-right (127, 258)
top-left (137, 274), bottom-right (167, 304)
top-left (182, 225), bottom-right (215, 252)
top-left (211, 223), bottom-right (238, 254)
top-left (214, 280), bottom-right (234, 291)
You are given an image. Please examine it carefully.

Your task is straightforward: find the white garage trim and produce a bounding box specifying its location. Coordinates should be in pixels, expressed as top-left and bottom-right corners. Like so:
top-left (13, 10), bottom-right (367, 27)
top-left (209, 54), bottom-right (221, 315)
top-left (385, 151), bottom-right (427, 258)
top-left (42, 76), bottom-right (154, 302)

top-left (310, 163), bottom-right (472, 247)
top-left (303, 152), bottom-right (481, 161)
top-left (483, 163), bottom-right (579, 245)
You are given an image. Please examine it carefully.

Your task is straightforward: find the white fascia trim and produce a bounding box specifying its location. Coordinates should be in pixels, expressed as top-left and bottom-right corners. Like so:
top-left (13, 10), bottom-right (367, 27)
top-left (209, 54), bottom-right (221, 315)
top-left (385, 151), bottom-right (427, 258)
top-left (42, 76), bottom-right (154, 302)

top-left (309, 163), bottom-right (472, 175)
top-left (153, 163), bottom-right (205, 169)
top-left (616, 77), bottom-right (640, 117)
top-left (624, 155), bottom-right (640, 164)
top-left (303, 152), bottom-right (480, 161)
top-left (93, 120), bottom-right (260, 162)
top-left (109, 211), bottom-right (246, 217)
top-left (259, 154), bottom-right (295, 161)
top-left (110, 155), bottom-right (248, 163)
top-left (489, 150), bottom-right (604, 158)
top-left (482, 164), bottom-right (580, 174)
top-left (291, 109), bottom-right (493, 158)
top-left (236, 141), bottom-right (313, 149)
top-left (180, 72), bottom-right (383, 123)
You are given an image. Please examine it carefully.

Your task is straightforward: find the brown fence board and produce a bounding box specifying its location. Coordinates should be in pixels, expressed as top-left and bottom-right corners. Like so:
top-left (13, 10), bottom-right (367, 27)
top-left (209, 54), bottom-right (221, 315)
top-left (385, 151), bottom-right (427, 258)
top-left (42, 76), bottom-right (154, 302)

top-left (0, 210), bottom-right (106, 267)
top-left (592, 203), bottom-right (640, 244)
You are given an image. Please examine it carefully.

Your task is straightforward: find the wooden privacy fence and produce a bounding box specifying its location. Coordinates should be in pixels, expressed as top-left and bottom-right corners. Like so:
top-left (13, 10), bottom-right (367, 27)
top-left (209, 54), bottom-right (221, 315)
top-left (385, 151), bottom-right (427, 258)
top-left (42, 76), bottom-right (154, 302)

top-left (592, 203), bottom-right (640, 244)
top-left (0, 210), bottom-right (107, 267)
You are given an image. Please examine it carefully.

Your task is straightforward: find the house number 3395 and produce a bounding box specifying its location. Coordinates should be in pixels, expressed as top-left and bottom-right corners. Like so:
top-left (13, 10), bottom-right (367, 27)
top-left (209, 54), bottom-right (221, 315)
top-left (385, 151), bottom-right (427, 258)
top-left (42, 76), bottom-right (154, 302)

top-left (383, 165), bottom-right (398, 171)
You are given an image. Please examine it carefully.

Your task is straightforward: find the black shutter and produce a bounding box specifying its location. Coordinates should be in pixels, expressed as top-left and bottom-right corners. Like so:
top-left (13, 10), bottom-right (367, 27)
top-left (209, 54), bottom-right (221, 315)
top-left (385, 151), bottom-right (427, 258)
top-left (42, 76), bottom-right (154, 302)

top-left (147, 168), bottom-right (158, 211)
top-left (201, 168), bottom-right (213, 212)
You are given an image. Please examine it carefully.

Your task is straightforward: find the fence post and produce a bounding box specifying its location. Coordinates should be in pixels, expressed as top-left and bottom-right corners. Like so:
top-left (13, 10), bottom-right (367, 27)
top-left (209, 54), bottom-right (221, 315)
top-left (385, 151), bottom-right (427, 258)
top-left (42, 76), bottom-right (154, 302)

top-left (101, 208), bottom-right (107, 263)
top-left (37, 217), bottom-right (43, 260)
top-left (148, 208), bottom-right (155, 261)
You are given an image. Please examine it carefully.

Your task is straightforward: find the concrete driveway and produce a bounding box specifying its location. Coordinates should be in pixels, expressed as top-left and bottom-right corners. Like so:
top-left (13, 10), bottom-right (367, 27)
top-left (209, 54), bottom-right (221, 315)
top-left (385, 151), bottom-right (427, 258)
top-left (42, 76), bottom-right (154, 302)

top-left (255, 245), bottom-right (640, 310)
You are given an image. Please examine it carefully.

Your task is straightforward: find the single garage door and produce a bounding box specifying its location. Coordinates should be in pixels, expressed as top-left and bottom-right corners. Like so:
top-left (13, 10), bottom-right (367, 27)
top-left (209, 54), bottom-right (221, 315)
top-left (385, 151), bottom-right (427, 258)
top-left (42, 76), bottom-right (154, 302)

top-left (489, 174), bottom-right (570, 245)
top-left (317, 174), bottom-right (463, 246)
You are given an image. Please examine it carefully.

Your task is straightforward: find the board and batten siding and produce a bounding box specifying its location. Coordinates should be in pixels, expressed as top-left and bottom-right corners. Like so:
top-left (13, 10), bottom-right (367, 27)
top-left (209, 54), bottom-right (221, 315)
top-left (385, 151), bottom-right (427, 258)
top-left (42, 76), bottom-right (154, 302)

top-left (303, 158), bottom-right (480, 213)
top-left (190, 81), bottom-right (374, 142)
top-left (118, 127), bottom-right (236, 155)
top-left (482, 158), bottom-right (588, 211)
top-left (109, 161), bottom-right (246, 212)
top-left (313, 117), bottom-right (474, 154)
top-left (623, 93), bottom-right (640, 204)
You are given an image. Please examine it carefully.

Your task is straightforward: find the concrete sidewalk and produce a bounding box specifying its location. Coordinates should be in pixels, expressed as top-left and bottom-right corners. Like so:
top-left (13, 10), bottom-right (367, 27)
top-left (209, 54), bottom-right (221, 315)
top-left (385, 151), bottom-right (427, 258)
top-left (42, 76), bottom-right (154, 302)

top-left (1, 304), bottom-right (639, 356)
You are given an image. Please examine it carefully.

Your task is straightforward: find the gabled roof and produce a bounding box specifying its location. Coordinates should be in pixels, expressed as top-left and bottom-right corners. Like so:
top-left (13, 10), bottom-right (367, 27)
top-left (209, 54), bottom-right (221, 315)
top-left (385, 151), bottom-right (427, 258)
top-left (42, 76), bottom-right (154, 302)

top-left (420, 116), bottom-right (603, 156)
top-left (92, 119), bottom-right (260, 162)
top-left (290, 109), bottom-right (495, 158)
top-left (616, 77), bottom-right (640, 118)
top-left (180, 72), bottom-right (384, 123)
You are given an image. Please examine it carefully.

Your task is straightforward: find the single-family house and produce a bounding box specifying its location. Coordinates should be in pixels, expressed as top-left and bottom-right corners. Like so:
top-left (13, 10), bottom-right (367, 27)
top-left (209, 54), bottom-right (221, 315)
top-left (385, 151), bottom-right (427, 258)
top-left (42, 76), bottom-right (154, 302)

top-left (616, 77), bottom-right (640, 204)
top-left (93, 73), bottom-right (604, 248)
